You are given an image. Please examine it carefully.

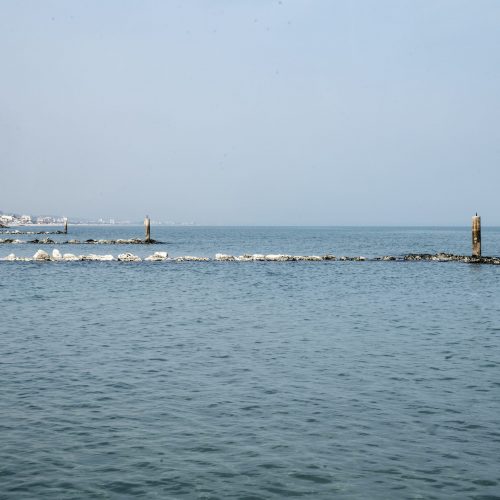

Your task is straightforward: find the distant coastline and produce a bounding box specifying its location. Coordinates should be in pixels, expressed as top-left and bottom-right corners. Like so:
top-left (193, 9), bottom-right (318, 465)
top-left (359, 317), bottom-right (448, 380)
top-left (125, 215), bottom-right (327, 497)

top-left (0, 211), bottom-right (195, 227)
top-left (4, 222), bottom-right (196, 227)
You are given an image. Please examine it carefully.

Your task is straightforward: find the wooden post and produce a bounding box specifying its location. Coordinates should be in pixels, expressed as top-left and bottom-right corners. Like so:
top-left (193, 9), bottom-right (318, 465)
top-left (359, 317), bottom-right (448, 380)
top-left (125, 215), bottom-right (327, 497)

top-left (144, 216), bottom-right (151, 243)
top-left (64, 217), bottom-right (68, 234)
top-left (472, 213), bottom-right (481, 257)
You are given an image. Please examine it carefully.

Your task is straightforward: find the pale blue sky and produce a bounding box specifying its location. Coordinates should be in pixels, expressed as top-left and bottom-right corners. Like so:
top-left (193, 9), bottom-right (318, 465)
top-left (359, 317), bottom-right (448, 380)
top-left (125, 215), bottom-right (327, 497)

top-left (1, 0), bottom-right (499, 224)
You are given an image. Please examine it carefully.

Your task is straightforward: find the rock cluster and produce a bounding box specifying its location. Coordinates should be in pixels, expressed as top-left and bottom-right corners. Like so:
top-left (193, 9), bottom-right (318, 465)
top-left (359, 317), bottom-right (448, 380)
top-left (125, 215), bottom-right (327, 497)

top-left (2, 253), bottom-right (31, 262)
top-left (62, 253), bottom-right (80, 261)
top-left (117, 253), bottom-right (142, 262)
top-left (173, 256), bottom-right (210, 262)
top-left (33, 249), bottom-right (50, 261)
top-left (1, 249), bottom-right (122, 262)
top-left (81, 254), bottom-right (114, 261)
top-left (145, 251), bottom-right (168, 261)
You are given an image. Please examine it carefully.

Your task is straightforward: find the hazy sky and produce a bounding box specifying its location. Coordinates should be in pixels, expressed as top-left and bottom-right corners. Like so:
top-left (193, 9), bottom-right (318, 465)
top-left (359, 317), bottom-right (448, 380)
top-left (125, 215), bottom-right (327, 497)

top-left (1, 0), bottom-right (499, 224)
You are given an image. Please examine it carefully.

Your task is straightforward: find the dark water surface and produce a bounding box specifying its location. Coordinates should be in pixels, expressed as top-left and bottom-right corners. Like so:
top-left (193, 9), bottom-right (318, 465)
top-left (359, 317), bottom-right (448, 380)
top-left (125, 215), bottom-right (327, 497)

top-left (1, 227), bottom-right (500, 499)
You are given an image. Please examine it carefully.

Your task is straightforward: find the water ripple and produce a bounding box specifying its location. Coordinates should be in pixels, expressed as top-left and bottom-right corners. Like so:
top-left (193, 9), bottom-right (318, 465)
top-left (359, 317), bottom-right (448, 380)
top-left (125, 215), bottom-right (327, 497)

top-left (1, 227), bottom-right (500, 498)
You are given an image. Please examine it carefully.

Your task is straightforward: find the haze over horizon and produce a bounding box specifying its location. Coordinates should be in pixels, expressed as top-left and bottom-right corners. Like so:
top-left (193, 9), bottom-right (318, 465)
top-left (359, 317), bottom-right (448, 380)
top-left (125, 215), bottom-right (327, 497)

top-left (1, 1), bottom-right (499, 225)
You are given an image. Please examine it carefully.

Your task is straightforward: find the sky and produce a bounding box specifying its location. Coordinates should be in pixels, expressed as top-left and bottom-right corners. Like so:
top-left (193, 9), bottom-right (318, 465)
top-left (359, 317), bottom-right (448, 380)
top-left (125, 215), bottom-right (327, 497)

top-left (1, 0), bottom-right (499, 225)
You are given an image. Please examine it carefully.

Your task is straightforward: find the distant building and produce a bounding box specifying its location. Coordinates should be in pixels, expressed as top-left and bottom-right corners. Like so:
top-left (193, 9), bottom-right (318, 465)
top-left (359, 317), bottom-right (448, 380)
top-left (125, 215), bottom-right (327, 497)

top-left (36, 216), bottom-right (55, 224)
top-left (0, 215), bottom-right (14, 224)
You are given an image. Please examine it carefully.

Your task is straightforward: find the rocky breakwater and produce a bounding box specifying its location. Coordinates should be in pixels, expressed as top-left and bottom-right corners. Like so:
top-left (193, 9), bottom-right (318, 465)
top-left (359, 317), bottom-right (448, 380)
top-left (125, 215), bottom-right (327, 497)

top-left (84, 238), bottom-right (161, 245)
top-left (0, 230), bottom-right (66, 235)
top-left (2, 251), bottom-right (500, 265)
top-left (214, 253), bottom-right (362, 261)
top-left (0, 238), bottom-right (163, 245)
top-left (403, 253), bottom-right (500, 265)
top-left (0, 239), bottom-right (25, 244)
top-left (2, 249), bottom-right (117, 262)
top-left (0, 250), bottom-right (209, 262)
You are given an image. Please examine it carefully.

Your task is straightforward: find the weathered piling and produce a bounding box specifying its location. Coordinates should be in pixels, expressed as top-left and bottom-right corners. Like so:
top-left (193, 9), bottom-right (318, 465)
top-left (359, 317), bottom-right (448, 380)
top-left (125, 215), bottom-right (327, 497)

top-left (64, 217), bottom-right (68, 234)
top-left (472, 213), bottom-right (481, 257)
top-left (145, 216), bottom-right (151, 243)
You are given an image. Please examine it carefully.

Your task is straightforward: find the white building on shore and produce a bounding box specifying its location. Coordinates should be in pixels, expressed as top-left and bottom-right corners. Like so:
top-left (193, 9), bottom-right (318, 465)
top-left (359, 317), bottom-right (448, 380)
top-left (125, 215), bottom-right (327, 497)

top-left (0, 213), bottom-right (33, 225)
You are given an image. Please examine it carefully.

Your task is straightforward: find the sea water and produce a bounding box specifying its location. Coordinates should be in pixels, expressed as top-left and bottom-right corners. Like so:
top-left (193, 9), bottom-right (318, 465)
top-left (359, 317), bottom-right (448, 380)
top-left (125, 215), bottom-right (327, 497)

top-left (1, 226), bottom-right (500, 498)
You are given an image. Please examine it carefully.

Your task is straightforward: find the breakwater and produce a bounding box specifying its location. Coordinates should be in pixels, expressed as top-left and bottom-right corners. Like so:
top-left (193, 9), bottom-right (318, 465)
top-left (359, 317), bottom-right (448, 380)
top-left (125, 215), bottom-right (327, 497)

top-left (0, 238), bottom-right (162, 245)
top-left (0, 230), bottom-right (67, 235)
top-left (2, 250), bottom-right (500, 264)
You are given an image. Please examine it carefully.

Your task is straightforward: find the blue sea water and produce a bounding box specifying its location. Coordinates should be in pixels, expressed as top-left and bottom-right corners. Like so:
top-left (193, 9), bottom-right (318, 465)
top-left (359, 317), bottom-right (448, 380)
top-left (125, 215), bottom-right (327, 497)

top-left (1, 226), bottom-right (500, 499)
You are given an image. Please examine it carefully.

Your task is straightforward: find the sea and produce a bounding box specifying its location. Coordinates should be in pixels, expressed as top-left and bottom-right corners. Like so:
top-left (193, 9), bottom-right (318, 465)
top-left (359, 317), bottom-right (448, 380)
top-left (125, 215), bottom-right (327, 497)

top-left (1, 226), bottom-right (500, 499)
